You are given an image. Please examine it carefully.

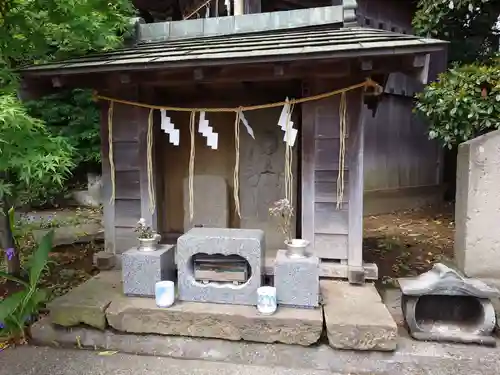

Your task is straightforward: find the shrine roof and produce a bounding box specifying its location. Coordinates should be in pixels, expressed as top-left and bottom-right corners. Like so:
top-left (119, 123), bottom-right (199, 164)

top-left (21, 25), bottom-right (446, 77)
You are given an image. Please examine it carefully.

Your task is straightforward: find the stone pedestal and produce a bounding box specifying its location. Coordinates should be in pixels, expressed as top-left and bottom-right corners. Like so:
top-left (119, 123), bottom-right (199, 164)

top-left (455, 130), bottom-right (500, 279)
top-left (122, 245), bottom-right (176, 297)
top-left (177, 228), bottom-right (265, 305)
top-left (398, 263), bottom-right (500, 346)
top-left (274, 250), bottom-right (320, 308)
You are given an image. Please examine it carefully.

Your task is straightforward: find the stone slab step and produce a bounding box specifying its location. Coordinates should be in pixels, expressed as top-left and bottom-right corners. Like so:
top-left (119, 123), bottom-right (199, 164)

top-left (48, 271), bottom-right (121, 330)
top-left (321, 280), bottom-right (398, 351)
top-left (106, 295), bottom-right (323, 346)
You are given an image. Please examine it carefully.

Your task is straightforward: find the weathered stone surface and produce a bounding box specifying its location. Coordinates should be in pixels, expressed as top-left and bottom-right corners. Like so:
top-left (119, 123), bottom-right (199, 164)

top-left (239, 110), bottom-right (297, 251)
top-left (177, 228), bottom-right (265, 305)
top-left (183, 175), bottom-right (229, 232)
top-left (455, 130), bottom-right (500, 279)
top-left (399, 263), bottom-right (500, 298)
top-left (322, 280), bottom-right (397, 351)
top-left (48, 271), bottom-right (121, 330)
top-left (106, 295), bottom-right (322, 346)
top-left (31, 316), bottom-right (500, 375)
top-left (122, 245), bottom-right (176, 297)
top-left (399, 264), bottom-right (499, 346)
top-left (33, 223), bottom-right (104, 247)
top-left (274, 250), bottom-right (319, 308)
top-left (94, 251), bottom-right (116, 271)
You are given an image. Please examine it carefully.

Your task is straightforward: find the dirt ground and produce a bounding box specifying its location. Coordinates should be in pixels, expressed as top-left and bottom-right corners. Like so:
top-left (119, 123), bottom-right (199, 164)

top-left (363, 203), bottom-right (455, 287)
top-left (0, 207), bottom-right (102, 302)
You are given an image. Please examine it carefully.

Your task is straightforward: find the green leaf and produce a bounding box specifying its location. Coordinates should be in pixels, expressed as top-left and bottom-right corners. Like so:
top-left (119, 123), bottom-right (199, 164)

top-left (0, 291), bottom-right (27, 323)
top-left (0, 271), bottom-right (30, 288)
top-left (29, 230), bottom-right (54, 287)
top-left (21, 289), bottom-right (48, 318)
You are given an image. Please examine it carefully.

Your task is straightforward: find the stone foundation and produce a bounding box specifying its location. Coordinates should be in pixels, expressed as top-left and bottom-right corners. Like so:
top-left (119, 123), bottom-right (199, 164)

top-left (43, 271), bottom-right (399, 350)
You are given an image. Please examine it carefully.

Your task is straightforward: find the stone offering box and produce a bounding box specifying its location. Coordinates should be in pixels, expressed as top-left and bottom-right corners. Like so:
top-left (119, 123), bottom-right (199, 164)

top-left (398, 263), bottom-right (500, 346)
top-left (177, 228), bottom-right (265, 306)
top-left (122, 245), bottom-right (176, 297)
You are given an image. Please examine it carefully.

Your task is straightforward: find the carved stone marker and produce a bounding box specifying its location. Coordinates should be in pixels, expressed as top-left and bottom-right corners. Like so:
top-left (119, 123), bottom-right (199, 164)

top-left (177, 227), bottom-right (265, 306)
top-left (398, 263), bottom-right (499, 346)
top-left (183, 175), bottom-right (229, 232)
top-left (455, 129), bottom-right (500, 279)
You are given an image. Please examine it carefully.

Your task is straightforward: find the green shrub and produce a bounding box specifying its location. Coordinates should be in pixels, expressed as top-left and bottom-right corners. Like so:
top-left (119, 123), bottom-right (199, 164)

top-left (415, 60), bottom-right (500, 148)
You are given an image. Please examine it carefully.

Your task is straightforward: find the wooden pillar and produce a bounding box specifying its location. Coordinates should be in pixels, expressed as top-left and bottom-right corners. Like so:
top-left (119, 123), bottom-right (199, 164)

top-left (100, 99), bottom-right (116, 254)
top-left (347, 89), bottom-right (365, 284)
top-left (100, 83), bottom-right (158, 255)
top-left (233, 0), bottom-right (244, 15)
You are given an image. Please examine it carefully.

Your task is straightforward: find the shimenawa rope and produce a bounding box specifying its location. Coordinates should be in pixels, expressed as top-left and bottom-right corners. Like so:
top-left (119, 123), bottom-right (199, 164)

top-left (337, 92), bottom-right (347, 209)
top-left (107, 101), bottom-right (115, 205)
top-left (103, 79), bottom-right (380, 215)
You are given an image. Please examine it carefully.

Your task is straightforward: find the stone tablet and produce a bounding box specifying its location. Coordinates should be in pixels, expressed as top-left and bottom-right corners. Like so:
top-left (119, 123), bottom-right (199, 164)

top-left (274, 250), bottom-right (320, 308)
top-left (177, 228), bottom-right (265, 305)
top-left (183, 175), bottom-right (229, 232)
top-left (122, 245), bottom-right (176, 297)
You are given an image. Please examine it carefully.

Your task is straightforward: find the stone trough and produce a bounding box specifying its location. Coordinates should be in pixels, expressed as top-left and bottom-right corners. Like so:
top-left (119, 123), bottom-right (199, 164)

top-left (40, 270), bottom-right (397, 350)
top-left (398, 263), bottom-right (500, 346)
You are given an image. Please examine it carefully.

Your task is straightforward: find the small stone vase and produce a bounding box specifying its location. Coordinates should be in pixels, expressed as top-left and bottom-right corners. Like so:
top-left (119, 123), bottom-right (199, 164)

top-left (138, 234), bottom-right (161, 252)
top-left (285, 239), bottom-right (310, 259)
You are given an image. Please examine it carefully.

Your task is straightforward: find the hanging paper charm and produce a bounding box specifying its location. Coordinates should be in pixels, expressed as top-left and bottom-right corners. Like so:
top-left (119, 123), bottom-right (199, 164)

top-left (160, 109), bottom-right (180, 146)
top-left (198, 111), bottom-right (219, 150)
top-left (278, 98), bottom-right (298, 147)
top-left (239, 110), bottom-right (255, 140)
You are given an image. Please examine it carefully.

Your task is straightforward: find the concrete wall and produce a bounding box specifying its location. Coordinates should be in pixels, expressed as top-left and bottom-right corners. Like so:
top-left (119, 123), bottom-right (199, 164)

top-left (454, 129), bottom-right (500, 279)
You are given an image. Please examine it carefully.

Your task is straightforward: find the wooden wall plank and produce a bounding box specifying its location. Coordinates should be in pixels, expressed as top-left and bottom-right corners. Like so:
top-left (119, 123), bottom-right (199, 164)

top-left (113, 142), bottom-right (140, 171)
top-left (115, 171), bottom-right (141, 199)
top-left (111, 102), bottom-right (140, 142)
top-left (314, 139), bottom-right (349, 171)
top-left (315, 176), bottom-right (350, 203)
top-left (314, 233), bottom-right (348, 260)
top-left (315, 202), bottom-right (349, 235)
top-left (364, 95), bottom-right (442, 191)
top-left (114, 199), bottom-right (142, 227)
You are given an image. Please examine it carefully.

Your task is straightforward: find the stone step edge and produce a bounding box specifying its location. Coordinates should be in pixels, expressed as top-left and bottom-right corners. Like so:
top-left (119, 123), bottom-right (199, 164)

top-left (30, 317), bottom-right (495, 375)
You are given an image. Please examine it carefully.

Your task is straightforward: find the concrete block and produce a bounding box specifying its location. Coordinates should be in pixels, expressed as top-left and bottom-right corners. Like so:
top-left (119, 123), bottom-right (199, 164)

top-left (106, 295), bottom-right (322, 346)
top-left (177, 228), bottom-right (265, 305)
top-left (274, 250), bottom-right (319, 308)
top-left (94, 251), bottom-right (115, 271)
top-left (455, 130), bottom-right (500, 279)
top-left (48, 271), bottom-right (121, 330)
top-left (322, 280), bottom-right (397, 351)
top-left (183, 175), bottom-right (229, 232)
top-left (122, 245), bottom-right (176, 297)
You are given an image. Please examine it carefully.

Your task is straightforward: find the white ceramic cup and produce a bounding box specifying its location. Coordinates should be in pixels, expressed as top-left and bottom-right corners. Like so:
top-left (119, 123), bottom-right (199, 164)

top-left (257, 286), bottom-right (277, 315)
top-left (155, 281), bottom-right (175, 308)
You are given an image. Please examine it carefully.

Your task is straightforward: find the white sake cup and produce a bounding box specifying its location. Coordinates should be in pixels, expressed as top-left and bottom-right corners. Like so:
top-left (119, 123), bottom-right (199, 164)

top-left (257, 286), bottom-right (277, 315)
top-left (155, 281), bottom-right (175, 308)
